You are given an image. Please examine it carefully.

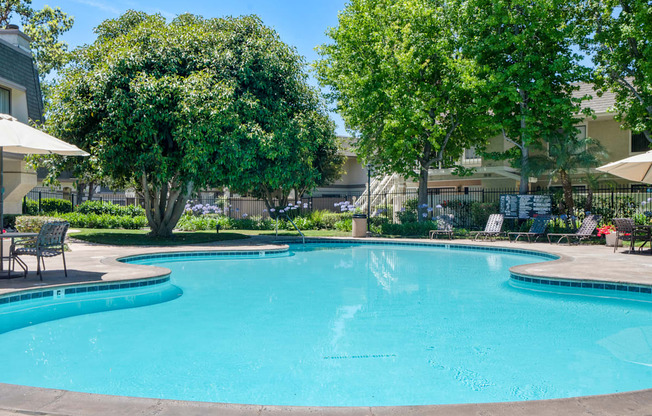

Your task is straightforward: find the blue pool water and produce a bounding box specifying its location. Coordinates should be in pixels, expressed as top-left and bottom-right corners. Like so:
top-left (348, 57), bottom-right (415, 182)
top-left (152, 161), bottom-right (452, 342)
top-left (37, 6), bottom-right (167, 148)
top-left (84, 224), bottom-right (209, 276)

top-left (0, 243), bottom-right (651, 406)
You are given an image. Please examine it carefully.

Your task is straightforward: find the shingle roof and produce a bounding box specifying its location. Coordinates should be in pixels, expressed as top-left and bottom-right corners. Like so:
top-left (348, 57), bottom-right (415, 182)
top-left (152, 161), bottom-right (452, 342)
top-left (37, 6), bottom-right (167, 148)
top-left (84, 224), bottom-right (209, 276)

top-left (573, 82), bottom-right (617, 115)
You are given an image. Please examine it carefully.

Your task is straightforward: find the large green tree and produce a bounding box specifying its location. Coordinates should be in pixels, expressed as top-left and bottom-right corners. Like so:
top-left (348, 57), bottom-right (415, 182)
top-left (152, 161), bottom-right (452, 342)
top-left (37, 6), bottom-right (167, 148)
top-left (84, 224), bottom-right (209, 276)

top-left (460, 0), bottom-right (591, 194)
top-left (316, 0), bottom-right (494, 219)
top-left (588, 0), bottom-right (651, 145)
top-left (205, 20), bottom-right (342, 209)
top-left (0, 0), bottom-right (74, 80)
top-left (47, 12), bottom-right (337, 236)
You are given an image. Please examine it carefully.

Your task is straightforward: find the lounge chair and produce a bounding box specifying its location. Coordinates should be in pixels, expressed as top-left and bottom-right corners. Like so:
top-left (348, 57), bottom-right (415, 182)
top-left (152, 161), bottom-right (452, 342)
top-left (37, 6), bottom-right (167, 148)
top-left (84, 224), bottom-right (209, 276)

top-left (429, 214), bottom-right (454, 240)
top-left (473, 214), bottom-right (504, 241)
top-left (508, 215), bottom-right (551, 243)
top-left (10, 221), bottom-right (69, 280)
top-left (612, 218), bottom-right (650, 253)
top-left (547, 214), bottom-right (600, 245)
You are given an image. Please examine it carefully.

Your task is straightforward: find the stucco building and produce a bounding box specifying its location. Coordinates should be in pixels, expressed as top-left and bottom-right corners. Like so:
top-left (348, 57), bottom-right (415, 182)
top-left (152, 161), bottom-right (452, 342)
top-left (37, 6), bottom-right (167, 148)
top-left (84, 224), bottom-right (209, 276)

top-left (0, 25), bottom-right (43, 214)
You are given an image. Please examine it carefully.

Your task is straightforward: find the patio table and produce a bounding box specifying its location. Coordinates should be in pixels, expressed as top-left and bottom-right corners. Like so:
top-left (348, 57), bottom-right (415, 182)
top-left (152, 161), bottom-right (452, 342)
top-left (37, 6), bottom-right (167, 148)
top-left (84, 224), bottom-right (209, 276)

top-left (0, 232), bottom-right (38, 279)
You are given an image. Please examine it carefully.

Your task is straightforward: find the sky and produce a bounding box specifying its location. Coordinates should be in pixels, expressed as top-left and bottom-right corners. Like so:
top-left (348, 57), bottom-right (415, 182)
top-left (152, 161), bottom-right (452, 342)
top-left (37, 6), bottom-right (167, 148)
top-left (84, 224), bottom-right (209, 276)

top-left (28, 0), bottom-right (350, 135)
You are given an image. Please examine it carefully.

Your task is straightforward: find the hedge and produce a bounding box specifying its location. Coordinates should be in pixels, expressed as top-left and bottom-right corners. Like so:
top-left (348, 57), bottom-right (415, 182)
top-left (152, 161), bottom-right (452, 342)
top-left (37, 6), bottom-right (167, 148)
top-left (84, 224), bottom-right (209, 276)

top-left (58, 212), bottom-right (148, 229)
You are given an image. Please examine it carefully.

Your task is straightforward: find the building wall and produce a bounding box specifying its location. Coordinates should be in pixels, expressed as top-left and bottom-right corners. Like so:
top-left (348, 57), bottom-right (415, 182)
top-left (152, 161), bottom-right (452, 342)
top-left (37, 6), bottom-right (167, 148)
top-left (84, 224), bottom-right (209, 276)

top-left (0, 32), bottom-right (44, 122)
top-left (0, 29), bottom-right (43, 215)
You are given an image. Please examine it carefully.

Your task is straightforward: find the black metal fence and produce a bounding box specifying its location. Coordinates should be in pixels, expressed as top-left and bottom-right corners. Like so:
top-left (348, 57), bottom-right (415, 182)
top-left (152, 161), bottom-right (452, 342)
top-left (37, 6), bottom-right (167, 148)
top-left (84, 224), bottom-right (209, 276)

top-left (23, 185), bottom-right (652, 230)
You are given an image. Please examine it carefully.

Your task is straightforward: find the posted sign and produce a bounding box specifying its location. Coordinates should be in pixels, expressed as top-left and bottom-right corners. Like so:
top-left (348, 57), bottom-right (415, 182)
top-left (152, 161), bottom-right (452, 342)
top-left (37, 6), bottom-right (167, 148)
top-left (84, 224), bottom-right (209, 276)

top-left (500, 194), bottom-right (552, 219)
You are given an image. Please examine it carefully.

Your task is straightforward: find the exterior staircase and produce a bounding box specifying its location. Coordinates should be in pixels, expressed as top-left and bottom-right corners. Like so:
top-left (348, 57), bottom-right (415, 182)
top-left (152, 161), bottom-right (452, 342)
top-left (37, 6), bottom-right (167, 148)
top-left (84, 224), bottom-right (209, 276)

top-left (357, 173), bottom-right (401, 215)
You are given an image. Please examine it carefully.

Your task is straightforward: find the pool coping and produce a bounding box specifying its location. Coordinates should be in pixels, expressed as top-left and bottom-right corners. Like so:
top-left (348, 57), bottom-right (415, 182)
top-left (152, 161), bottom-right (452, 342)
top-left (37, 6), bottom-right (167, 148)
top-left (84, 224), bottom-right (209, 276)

top-left (1, 236), bottom-right (652, 415)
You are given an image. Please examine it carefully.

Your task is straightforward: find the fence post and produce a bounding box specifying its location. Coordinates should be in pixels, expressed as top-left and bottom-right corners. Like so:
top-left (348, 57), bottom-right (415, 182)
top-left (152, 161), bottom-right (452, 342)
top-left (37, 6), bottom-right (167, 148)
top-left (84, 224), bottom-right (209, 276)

top-left (38, 191), bottom-right (42, 214)
top-left (22, 196), bottom-right (26, 214)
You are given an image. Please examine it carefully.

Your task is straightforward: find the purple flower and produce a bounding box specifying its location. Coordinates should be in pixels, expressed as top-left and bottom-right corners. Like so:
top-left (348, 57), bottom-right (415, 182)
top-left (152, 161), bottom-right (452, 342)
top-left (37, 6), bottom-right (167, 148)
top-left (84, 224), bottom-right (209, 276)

top-left (422, 213), bottom-right (427, 217)
top-left (242, 213), bottom-right (248, 218)
top-left (270, 208), bottom-right (276, 212)
top-left (435, 204), bottom-right (442, 208)
top-left (303, 203), bottom-right (308, 208)
top-left (297, 200), bottom-right (302, 204)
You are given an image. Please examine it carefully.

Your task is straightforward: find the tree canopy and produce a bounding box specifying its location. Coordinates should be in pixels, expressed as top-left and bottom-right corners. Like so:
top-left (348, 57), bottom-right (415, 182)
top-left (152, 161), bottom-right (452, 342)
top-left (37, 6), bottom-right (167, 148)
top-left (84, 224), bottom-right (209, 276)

top-left (316, 0), bottom-right (494, 218)
top-left (589, 0), bottom-right (651, 145)
top-left (47, 12), bottom-right (338, 236)
top-left (0, 0), bottom-right (74, 80)
top-left (459, 0), bottom-right (592, 194)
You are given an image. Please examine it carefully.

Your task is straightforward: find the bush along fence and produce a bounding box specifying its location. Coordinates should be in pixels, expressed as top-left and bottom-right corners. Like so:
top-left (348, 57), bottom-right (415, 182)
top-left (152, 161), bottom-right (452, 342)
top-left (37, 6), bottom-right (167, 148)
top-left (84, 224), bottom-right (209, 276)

top-left (20, 186), bottom-right (652, 233)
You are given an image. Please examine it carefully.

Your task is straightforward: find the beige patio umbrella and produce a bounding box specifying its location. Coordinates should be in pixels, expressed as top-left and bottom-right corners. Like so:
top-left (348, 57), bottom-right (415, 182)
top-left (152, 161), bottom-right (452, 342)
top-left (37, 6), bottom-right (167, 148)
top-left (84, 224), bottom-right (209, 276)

top-left (597, 150), bottom-right (652, 184)
top-left (0, 114), bottom-right (88, 268)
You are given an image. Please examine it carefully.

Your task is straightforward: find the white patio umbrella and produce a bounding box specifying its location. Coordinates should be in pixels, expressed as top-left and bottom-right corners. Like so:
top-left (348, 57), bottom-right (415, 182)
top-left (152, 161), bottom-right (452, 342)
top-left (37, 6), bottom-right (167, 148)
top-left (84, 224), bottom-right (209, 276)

top-left (597, 150), bottom-right (652, 184)
top-left (0, 113), bottom-right (88, 268)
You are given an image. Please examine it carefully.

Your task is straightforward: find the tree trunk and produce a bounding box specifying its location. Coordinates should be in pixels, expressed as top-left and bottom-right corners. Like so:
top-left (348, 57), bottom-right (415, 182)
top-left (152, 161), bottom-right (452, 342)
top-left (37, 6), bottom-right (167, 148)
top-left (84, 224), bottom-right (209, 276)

top-left (559, 169), bottom-right (574, 218)
top-left (87, 181), bottom-right (96, 202)
top-left (417, 165), bottom-right (429, 222)
top-left (519, 146), bottom-right (529, 195)
top-left (141, 173), bottom-right (193, 237)
top-left (585, 188), bottom-right (593, 213)
top-left (76, 182), bottom-right (85, 206)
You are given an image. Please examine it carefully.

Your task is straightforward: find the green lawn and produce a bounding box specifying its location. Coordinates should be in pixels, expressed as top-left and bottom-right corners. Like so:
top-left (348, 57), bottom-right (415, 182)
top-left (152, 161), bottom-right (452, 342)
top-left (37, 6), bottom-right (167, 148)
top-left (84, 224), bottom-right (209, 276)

top-left (234, 229), bottom-right (351, 237)
top-left (69, 228), bottom-right (350, 245)
top-left (70, 228), bottom-right (249, 246)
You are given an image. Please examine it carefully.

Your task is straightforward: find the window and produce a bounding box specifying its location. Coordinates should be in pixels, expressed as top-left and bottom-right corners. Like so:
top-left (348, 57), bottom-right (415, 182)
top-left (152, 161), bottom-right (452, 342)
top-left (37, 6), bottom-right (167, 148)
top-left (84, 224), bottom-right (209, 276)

top-left (0, 87), bottom-right (9, 114)
top-left (631, 132), bottom-right (649, 153)
top-left (462, 146), bottom-right (481, 164)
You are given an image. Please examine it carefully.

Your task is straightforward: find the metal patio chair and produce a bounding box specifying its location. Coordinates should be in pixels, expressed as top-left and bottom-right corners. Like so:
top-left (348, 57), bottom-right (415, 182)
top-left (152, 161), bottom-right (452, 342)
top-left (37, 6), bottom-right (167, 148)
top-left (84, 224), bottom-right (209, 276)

top-left (612, 218), bottom-right (650, 253)
top-left (547, 214), bottom-right (600, 245)
top-left (429, 214), bottom-right (454, 240)
top-left (508, 215), bottom-right (551, 243)
top-left (473, 214), bottom-right (504, 241)
top-left (10, 221), bottom-right (69, 280)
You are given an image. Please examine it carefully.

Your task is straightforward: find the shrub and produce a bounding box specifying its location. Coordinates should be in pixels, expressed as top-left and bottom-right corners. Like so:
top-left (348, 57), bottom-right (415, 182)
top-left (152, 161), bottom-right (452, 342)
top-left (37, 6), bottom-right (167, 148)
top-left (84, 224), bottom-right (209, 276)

top-left (470, 201), bottom-right (499, 230)
top-left (380, 221), bottom-right (437, 237)
top-left (15, 216), bottom-right (65, 232)
top-left (22, 199), bottom-right (38, 215)
top-left (58, 212), bottom-right (147, 229)
top-left (76, 200), bottom-right (145, 217)
top-left (40, 198), bottom-right (73, 213)
top-left (397, 198), bottom-right (419, 223)
top-left (2, 214), bottom-right (20, 230)
top-left (334, 218), bottom-right (352, 231)
top-left (176, 214), bottom-right (218, 231)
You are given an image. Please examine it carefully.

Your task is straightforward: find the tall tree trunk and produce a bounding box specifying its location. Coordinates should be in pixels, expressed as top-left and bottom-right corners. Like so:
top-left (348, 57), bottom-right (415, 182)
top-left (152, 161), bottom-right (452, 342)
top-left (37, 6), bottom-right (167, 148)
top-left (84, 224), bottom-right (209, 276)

top-left (87, 181), bottom-right (96, 202)
top-left (585, 188), bottom-right (593, 213)
top-left (519, 145), bottom-right (530, 195)
top-left (559, 169), bottom-right (574, 218)
top-left (141, 173), bottom-right (193, 237)
top-left (76, 182), bottom-right (85, 206)
top-left (417, 165), bottom-right (429, 222)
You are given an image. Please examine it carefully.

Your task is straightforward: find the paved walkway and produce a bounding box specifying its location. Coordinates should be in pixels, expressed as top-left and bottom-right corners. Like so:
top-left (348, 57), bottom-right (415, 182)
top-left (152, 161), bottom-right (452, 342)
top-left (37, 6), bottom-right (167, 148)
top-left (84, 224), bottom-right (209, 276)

top-left (0, 235), bottom-right (651, 416)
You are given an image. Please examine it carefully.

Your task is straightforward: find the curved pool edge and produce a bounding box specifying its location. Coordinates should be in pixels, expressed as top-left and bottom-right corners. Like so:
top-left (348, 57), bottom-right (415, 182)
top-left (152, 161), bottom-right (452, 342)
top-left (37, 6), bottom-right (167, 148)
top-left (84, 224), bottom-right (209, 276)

top-left (1, 382), bottom-right (651, 416)
top-left (1, 236), bottom-right (652, 415)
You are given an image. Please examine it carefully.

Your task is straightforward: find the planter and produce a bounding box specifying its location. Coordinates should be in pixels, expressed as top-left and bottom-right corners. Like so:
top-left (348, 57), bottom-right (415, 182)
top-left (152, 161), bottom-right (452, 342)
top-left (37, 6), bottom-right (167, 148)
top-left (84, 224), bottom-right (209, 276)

top-left (605, 233), bottom-right (622, 247)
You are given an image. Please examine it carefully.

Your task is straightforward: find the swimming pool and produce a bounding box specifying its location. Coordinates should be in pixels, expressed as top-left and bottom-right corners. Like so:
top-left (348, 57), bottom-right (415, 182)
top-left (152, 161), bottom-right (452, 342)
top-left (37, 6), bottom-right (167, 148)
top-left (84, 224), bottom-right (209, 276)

top-left (0, 242), bottom-right (650, 407)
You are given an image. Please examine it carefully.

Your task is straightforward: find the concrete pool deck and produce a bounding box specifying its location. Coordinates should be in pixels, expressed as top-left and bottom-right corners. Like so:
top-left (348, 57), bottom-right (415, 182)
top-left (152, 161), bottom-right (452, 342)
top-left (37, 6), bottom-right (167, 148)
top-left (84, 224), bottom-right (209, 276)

top-left (1, 234), bottom-right (651, 416)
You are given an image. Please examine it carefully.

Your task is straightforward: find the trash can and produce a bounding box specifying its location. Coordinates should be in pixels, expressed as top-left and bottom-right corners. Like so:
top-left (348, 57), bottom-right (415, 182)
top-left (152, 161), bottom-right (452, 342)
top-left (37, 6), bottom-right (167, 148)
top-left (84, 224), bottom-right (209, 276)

top-left (352, 214), bottom-right (367, 238)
